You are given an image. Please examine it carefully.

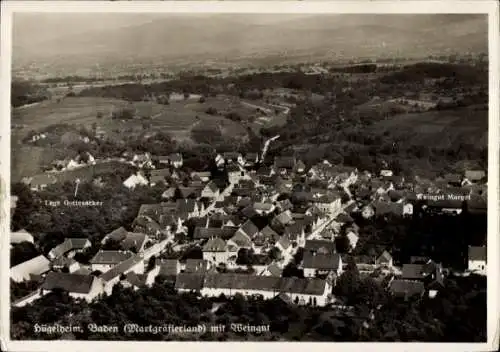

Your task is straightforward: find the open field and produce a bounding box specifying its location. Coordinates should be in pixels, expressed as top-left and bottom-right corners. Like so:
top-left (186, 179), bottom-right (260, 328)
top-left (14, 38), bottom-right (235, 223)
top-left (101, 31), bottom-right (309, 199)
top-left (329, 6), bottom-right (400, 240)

top-left (11, 146), bottom-right (60, 182)
top-left (371, 106), bottom-right (488, 148)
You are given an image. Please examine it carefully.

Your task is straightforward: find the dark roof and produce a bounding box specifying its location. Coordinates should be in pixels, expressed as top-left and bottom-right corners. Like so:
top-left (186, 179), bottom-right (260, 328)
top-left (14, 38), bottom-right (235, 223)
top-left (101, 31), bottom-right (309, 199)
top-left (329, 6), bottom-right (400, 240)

top-left (121, 233), bottom-right (147, 251)
top-left (203, 274), bottom-right (326, 295)
top-left (203, 238), bottom-right (227, 252)
top-left (303, 252), bottom-right (341, 270)
top-left (193, 227), bottom-right (236, 240)
top-left (90, 250), bottom-right (134, 265)
top-left (260, 226), bottom-right (280, 241)
top-left (241, 204), bottom-right (259, 219)
top-left (401, 264), bottom-right (427, 280)
top-left (373, 201), bottom-right (403, 215)
top-left (468, 246), bottom-right (486, 261)
top-left (238, 220), bottom-right (259, 238)
top-left (176, 199), bottom-right (197, 214)
top-left (175, 273), bottom-right (204, 291)
top-left (41, 272), bottom-right (96, 294)
top-left (335, 213), bottom-right (354, 223)
top-left (99, 255), bottom-right (144, 282)
top-left (377, 250), bottom-right (392, 263)
top-left (185, 259), bottom-right (208, 274)
top-left (157, 259), bottom-right (179, 277)
top-left (204, 181), bottom-right (219, 193)
top-left (304, 240), bottom-right (336, 255)
top-left (151, 169), bottom-right (171, 177)
top-left (274, 156), bottom-right (296, 169)
top-left (264, 263), bottom-right (283, 277)
top-left (230, 231), bottom-right (253, 248)
top-left (389, 279), bottom-right (425, 298)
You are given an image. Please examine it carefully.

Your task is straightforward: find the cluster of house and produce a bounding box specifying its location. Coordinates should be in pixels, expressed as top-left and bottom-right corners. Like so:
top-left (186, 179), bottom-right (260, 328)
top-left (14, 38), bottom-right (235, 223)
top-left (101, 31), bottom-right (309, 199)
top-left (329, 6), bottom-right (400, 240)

top-left (11, 153), bottom-right (487, 308)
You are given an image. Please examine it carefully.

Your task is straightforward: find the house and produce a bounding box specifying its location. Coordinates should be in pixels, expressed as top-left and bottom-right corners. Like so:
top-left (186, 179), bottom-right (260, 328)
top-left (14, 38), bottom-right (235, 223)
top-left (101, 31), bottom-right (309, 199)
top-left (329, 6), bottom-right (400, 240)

top-left (235, 220), bottom-right (259, 239)
top-left (202, 238), bottom-right (229, 264)
top-left (283, 223), bottom-right (306, 247)
top-left (201, 181), bottom-right (220, 199)
top-left (176, 199), bottom-right (203, 219)
top-left (51, 257), bottom-right (81, 273)
top-left (346, 231), bottom-right (359, 251)
top-left (227, 164), bottom-right (248, 184)
top-left (274, 156), bottom-right (297, 174)
top-left (192, 171), bottom-right (212, 182)
top-left (228, 231), bottom-right (253, 250)
top-left (215, 154), bottom-right (225, 168)
top-left (149, 169), bottom-right (171, 186)
top-left (175, 273), bottom-right (205, 293)
top-left (161, 187), bottom-right (177, 200)
top-left (41, 272), bottom-right (104, 302)
top-left (132, 153), bottom-right (153, 168)
top-left (380, 170), bottom-right (393, 177)
top-left (132, 216), bottom-right (163, 239)
top-left (401, 264), bottom-right (428, 281)
top-left (10, 255), bottom-right (51, 283)
top-left (271, 210), bottom-right (294, 230)
top-left (201, 273), bottom-right (333, 306)
top-left (259, 226), bottom-right (281, 243)
top-left (193, 227), bottom-right (237, 240)
top-left (184, 259), bottom-right (210, 274)
top-left (444, 173), bottom-right (463, 187)
top-left (99, 254), bottom-right (145, 295)
top-left (259, 263), bottom-right (283, 277)
top-left (313, 194), bottom-right (342, 215)
top-left (89, 250), bottom-right (134, 273)
top-left (245, 153), bottom-right (259, 166)
top-left (302, 252), bottom-right (342, 278)
top-left (223, 152), bottom-right (245, 166)
top-left (468, 246), bottom-right (486, 275)
top-left (304, 240), bottom-right (336, 255)
top-left (424, 199), bottom-right (463, 215)
top-left (167, 153), bottom-right (183, 168)
top-left (120, 233), bottom-right (149, 253)
top-left (23, 174), bottom-right (58, 191)
top-left (276, 236), bottom-right (293, 254)
top-left (10, 229), bottom-right (34, 245)
top-left (48, 238), bottom-right (91, 260)
top-left (253, 202), bottom-right (276, 215)
top-left (123, 172), bottom-right (149, 189)
top-left (388, 279), bottom-right (425, 300)
top-left (464, 170), bottom-right (486, 184)
top-left (375, 250), bottom-right (393, 268)
top-left (102, 227), bottom-right (130, 245)
top-left (156, 259), bottom-right (181, 281)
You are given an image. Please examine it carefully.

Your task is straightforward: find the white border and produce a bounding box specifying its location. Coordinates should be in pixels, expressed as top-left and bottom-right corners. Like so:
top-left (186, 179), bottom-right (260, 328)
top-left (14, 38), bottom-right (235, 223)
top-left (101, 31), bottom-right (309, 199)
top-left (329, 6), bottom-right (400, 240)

top-left (1, 1), bottom-right (499, 352)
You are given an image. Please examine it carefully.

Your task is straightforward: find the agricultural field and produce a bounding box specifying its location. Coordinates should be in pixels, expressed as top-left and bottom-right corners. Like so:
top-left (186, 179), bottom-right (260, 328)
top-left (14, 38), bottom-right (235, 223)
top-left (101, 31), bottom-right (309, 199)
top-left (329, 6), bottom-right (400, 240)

top-left (371, 106), bottom-right (488, 148)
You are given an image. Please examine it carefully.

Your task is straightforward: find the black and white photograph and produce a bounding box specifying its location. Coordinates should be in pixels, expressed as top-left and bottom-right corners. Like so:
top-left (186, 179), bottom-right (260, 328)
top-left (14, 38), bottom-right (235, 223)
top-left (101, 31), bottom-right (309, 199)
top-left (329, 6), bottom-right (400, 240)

top-left (1, 1), bottom-right (499, 350)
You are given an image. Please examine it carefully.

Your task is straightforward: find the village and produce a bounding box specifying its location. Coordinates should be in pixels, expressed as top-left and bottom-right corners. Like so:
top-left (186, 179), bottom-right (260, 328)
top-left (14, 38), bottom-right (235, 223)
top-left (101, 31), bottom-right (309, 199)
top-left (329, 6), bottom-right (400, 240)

top-left (10, 146), bottom-right (488, 311)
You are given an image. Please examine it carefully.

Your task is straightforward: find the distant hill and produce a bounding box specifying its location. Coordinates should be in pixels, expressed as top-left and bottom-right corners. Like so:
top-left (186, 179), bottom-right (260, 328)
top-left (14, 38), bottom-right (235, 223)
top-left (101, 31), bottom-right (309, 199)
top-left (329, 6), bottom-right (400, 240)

top-left (13, 14), bottom-right (487, 70)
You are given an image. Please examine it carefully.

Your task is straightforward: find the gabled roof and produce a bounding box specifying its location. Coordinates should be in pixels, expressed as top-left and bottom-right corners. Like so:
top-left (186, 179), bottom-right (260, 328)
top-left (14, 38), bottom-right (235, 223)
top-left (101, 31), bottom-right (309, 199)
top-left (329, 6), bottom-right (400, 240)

top-left (175, 273), bottom-right (204, 291)
top-left (10, 230), bottom-right (34, 244)
top-left (168, 153), bottom-right (183, 162)
top-left (204, 181), bottom-right (219, 193)
top-left (157, 259), bottom-right (179, 277)
top-left (41, 272), bottom-right (97, 294)
top-left (264, 263), bottom-right (283, 277)
top-left (335, 213), bottom-right (354, 223)
top-left (468, 246), bottom-right (486, 261)
top-left (11, 255), bottom-right (51, 278)
top-left (185, 259), bottom-right (209, 274)
top-left (193, 227), bottom-right (236, 240)
top-left (229, 231), bottom-right (253, 248)
top-left (401, 264), bottom-right (427, 280)
top-left (203, 238), bottom-right (227, 252)
top-left (241, 204), bottom-right (259, 219)
top-left (151, 168), bottom-right (171, 177)
top-left (273, 210), bottom-right (293, 226)
top-left (304, 240), bottom-right (336, 255)
top-left (274, 156), bottom-right (296, 169)
top-left (49, 238), bottom-right (91, 258)
top-left (465, 170), bottom-right (486, 181)
top-left (260, 226), bottom-right (280, 241)
top-left (178, 187), bottom-right (199, 199)
top-left (90, 250), bottom-right (134, 265)
top-left (238, 220), bottom-right (259, 238)
top-left (176, 199), bottom-right (197, 214)
top-left (377, 250), bottom-right (392, 263)
top-left (137, 204), bottom-right (163, 219)
top-left (121, 233), bottom-right (148, 251)
top-left (303, 252), bottom-right (341, 270)
top-left (276, 236), bottom-right (291, 250)
top-left (99, 254), bottom-right (144, 282)
top-left (284, 223), bottom-right (304, 238)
